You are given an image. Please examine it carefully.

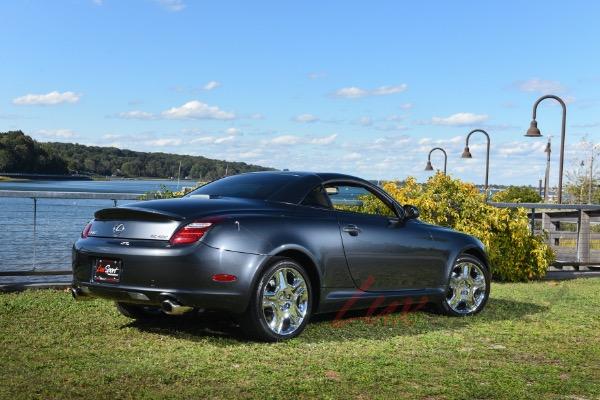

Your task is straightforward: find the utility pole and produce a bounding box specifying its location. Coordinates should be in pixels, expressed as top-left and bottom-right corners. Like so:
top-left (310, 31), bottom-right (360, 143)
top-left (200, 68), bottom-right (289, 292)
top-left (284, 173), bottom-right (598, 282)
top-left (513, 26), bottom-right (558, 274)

top-left (544, 138), bottom-right (551, 202)
top-left (590, 144), bottom-right (599, 204)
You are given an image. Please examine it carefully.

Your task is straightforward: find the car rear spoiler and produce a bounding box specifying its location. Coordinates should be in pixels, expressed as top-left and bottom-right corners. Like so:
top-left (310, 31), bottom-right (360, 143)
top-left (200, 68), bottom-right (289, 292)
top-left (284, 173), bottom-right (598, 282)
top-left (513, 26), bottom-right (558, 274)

top-left (94, 206), bottom-right (185, 221)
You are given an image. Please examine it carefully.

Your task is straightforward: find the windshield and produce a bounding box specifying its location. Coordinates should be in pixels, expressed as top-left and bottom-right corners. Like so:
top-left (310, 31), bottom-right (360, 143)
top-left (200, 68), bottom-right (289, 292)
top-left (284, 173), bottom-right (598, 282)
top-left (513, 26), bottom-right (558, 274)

top-left (186, 173), bottom-right (299, 200)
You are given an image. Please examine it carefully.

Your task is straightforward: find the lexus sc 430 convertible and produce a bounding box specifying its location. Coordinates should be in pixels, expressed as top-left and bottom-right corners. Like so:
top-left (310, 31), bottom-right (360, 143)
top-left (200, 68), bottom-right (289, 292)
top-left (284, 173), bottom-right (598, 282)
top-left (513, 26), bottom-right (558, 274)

top-left (72, 171), bottom-right (490, 341)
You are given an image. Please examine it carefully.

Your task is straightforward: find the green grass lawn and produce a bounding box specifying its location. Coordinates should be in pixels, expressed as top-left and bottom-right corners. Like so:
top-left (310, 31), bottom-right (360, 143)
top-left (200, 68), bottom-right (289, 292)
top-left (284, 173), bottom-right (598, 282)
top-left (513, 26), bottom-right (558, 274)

top-left (1, 279), bottom-right (599, 400)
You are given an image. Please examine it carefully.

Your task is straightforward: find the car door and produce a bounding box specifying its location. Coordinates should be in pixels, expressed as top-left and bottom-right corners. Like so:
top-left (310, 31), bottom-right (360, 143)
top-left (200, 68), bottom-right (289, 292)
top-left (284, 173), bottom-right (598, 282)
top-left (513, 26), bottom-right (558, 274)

top-left (326, 181), bottom-right (445, 291)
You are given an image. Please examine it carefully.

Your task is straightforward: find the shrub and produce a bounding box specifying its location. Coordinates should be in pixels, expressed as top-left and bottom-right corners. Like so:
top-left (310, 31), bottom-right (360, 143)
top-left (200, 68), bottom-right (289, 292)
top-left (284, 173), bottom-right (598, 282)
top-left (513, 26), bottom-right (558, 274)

top-left (492, 186), bottom-right (542, 203)
top-left (382, 173), bottom-right (554, 282)
top-left (139, 185), bottom-right (193, 200)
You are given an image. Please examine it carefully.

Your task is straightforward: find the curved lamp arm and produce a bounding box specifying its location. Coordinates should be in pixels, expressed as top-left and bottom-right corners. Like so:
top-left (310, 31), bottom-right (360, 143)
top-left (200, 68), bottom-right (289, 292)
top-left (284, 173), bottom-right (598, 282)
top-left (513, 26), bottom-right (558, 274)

top-left (427, 147), bottom-right (448, 175)
top-left (464, 129), bottom-right (491, 196)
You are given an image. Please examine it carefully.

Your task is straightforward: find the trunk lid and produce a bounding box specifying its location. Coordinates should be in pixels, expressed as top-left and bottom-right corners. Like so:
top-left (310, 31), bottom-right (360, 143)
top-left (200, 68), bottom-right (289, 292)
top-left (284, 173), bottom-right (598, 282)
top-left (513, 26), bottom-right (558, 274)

top-left (89, 197), bottom-right (267, 241)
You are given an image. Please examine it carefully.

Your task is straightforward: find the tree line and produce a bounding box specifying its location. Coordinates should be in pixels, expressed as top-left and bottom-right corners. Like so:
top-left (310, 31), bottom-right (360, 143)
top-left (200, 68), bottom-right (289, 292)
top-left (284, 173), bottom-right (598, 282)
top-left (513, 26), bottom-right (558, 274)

top-left (0, 131), bottom-right (270, 180)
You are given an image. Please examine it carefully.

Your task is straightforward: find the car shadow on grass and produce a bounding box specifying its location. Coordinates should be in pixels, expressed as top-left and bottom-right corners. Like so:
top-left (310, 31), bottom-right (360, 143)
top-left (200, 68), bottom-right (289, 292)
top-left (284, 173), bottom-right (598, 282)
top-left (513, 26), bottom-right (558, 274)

top-left (122, 297), bottom-right (548, 344)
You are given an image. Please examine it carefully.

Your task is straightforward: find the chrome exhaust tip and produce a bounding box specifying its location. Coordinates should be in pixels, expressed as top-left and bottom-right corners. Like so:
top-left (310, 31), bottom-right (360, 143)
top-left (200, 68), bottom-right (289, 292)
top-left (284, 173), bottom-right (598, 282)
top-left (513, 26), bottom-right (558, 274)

top-left (71, 287), bottom-right (88, 300)
top-left (161, 299), bottom-right (193, 315)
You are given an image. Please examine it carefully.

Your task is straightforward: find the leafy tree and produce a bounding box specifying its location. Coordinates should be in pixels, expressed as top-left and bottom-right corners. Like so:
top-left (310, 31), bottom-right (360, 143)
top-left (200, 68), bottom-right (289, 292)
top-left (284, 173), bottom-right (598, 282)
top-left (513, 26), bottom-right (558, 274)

top-left (0, 131), bottom-right (270, 178)
top-left (492, 186), bottom-right (542, 203)
top-left (0, 131), bottom-right (68, 174)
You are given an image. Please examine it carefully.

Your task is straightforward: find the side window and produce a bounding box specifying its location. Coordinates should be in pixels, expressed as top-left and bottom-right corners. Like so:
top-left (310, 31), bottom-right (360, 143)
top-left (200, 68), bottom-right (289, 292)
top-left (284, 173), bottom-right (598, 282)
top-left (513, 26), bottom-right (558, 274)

top-left (325, 184), bottom-right (396, 218)
top-left (301, 185), bottom-right (332, 209)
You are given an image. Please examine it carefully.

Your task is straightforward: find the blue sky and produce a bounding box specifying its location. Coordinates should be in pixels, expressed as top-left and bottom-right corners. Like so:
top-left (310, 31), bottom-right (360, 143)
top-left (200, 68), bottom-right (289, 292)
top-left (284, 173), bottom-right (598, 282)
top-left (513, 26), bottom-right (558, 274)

top-left (1, 0), bottom-right (599, 185)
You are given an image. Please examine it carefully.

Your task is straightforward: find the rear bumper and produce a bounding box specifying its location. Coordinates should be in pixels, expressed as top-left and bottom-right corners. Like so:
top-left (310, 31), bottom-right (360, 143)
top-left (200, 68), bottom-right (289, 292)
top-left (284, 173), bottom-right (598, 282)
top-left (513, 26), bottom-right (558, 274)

top-left (72, 238), bottom-right (267, 313)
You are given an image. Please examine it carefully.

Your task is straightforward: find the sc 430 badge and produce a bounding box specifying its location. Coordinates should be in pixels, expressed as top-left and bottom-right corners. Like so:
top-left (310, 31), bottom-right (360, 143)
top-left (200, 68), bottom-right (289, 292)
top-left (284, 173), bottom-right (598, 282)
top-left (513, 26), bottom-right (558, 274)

top-left (93, 258), bottom-right (122, 283)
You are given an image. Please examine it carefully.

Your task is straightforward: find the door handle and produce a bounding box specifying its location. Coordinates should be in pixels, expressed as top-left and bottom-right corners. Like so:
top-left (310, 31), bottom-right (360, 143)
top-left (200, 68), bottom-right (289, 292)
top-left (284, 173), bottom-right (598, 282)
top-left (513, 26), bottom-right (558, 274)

top-left (343, 224), bottom-right (361, 236)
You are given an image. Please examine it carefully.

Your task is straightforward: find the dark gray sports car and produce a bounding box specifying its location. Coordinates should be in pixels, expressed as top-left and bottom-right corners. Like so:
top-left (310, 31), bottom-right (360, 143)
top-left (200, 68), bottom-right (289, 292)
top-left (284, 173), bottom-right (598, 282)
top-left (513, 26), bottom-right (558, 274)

top-left (72, 171), bottom-right (490, 341)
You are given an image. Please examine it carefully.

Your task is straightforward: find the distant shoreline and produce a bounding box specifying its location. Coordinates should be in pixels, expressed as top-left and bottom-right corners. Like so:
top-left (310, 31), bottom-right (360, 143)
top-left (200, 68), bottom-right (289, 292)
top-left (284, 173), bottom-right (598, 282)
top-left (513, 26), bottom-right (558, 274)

top-left (0, 173), bottom-right (92, 181)
top-left (0, 173), bottom-right (196, 182)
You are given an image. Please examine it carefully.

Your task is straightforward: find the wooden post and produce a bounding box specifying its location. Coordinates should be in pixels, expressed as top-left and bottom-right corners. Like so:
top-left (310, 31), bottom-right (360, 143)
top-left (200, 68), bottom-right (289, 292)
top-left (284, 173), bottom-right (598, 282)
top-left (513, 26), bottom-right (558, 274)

top-left (542, 211), bottom-right (556, 234)
top-left (577, 211), bottom-right (590, 264)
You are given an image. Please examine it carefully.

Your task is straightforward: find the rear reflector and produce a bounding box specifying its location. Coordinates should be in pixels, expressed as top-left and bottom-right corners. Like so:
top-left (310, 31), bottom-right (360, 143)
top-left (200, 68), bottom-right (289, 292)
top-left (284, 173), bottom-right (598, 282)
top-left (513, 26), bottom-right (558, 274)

top-left (170, 221), bottom-right (213, 245)
top-left (212, 274), bottom-right (238, 282)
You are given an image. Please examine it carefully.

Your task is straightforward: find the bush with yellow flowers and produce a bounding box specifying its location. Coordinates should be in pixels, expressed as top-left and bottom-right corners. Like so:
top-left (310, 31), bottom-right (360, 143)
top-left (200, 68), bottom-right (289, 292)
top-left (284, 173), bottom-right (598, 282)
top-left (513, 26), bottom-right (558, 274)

top-left (382, 173), bottom-right (554, 282)
top-left (139, 185), bottom-right (196, 200)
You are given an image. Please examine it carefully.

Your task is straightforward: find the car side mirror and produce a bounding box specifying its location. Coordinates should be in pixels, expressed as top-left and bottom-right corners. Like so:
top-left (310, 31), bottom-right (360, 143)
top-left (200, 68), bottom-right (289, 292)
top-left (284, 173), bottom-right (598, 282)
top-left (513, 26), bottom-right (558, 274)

top-left (403, 204), bottom-right (420, 220)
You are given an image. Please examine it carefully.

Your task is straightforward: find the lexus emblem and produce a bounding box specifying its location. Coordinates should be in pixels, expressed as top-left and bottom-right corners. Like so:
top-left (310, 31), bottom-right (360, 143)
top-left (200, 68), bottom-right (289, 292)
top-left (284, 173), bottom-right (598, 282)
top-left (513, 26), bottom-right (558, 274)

top-left (112, 223), bottom-right (126, 234)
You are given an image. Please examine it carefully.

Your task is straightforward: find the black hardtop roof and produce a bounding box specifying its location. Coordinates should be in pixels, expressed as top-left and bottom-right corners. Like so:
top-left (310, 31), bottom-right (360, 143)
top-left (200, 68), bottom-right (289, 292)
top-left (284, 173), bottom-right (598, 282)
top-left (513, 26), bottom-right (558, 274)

top-left (242, 170), bottom-right (370, 183)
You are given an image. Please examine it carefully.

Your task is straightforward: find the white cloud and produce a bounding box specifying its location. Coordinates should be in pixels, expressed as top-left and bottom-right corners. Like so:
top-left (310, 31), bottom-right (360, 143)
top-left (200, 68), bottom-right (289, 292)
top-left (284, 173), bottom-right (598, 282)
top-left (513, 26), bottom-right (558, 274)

top-left (399, 103), bottom-right (413, 110)
top-left (214, 135), bottom-right (236, 144)
top-left (342, 152), bottom-right (362, 161)
top-left (516, 78), bottom-right (566, 94)
top-left (357, 116), bottom-right (373, 126)
top-left (430, 112), bottom-right (489, 126)
top-left (190, 136), bottom-right (216, 144)
top-left (239, 150), bottom-right (263, 158)
top-left (333, 84), bottom-right (407, 99)
top-left (371, 84), bottom-right (408, 96)
top-left (203, 81), bottom-right (221, 91)
top-left (496, 141), bottom-right (547, 157)
top-left (190, 134), bottom-right (238, 145)
top-left (310, 133), bottom-right (337, 145)
top-left (155, 0), bottom-right (185, 12)
top-left (33, 129), bottom-right (78, 139)
top-left (162, 100), bottom-right (235, 120)
top-left (334, 87), bottom-right (368, 99)
top-left (13, 91), bottom-right (81, 105)
top-left (267, 134), bottom-right (337, 146)
top-left (293, 113), bottom-right (319, 123)
top-left (92, 0), bottom-right (103, 5)
top-left (146, 138), bottom-right (183, 147)
top-left (224, 127), bottom-right (241, 135)
top-left (117, 110), bottom-right (155, 120)
top-left (270, 135), bottom-right (302, 145)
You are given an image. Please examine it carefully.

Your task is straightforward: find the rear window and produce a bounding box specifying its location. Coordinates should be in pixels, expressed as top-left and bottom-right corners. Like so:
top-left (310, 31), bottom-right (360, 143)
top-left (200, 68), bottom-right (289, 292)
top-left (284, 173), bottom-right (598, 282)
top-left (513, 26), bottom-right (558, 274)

top-left (186, 174), bottom-right (299, 200)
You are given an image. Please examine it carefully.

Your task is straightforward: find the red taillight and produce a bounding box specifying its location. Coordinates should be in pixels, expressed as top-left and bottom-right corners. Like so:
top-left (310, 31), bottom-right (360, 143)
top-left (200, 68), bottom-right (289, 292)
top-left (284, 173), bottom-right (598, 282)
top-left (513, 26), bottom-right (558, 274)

top-left (212, 274), bottom-right (238, 282)
top-left (81, 222), bottom-right (93, 238)
top-left (170, 221), bottom-right (213, 245)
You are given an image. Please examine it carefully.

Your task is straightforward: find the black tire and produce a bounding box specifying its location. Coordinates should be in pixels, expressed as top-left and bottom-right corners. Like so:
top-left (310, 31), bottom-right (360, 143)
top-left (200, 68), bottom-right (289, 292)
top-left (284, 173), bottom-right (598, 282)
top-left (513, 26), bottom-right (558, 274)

top-left (115, 302), bottom-right (162, 320)
top-left (436, 254), bottom-right (490, 317)
top-left (239, 258), bottom-right (313, 342)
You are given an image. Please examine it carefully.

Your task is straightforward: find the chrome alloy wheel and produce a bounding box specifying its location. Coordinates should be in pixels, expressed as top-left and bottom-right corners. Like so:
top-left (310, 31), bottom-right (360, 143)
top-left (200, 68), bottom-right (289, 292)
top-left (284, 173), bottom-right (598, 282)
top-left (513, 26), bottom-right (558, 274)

top-left (261, 266), bottom-right (309, 335)
top-left (446, 261), bottom-right (487, 314)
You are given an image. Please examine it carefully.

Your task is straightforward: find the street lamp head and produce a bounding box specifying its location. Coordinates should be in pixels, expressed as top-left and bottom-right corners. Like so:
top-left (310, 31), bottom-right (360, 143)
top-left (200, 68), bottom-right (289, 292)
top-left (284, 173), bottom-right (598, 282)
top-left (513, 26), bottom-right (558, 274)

top-left (461, 146), bottom-right (472, 159)
top-left (525, 120), bottom-right (542, 137)
top-left (424, 160), bottom-right (434, 171)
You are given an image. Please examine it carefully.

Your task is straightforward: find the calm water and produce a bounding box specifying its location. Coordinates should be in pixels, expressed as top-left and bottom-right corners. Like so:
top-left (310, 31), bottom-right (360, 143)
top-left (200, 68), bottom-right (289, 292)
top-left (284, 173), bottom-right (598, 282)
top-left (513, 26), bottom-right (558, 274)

top-left (0, 179), bottom-right (197, 194)
top-left (0, 179), bottom-right (196, 284)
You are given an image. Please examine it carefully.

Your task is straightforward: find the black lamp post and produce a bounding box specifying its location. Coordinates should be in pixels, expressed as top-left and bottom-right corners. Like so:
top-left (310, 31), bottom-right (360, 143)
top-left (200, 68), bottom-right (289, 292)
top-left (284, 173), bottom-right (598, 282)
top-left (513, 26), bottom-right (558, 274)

top-left (425, 147), bottom-right (447, 175)
top-left (525, 95), bottom-right (567, 204)
top-left (461, 129), bottom-right (491, 196)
